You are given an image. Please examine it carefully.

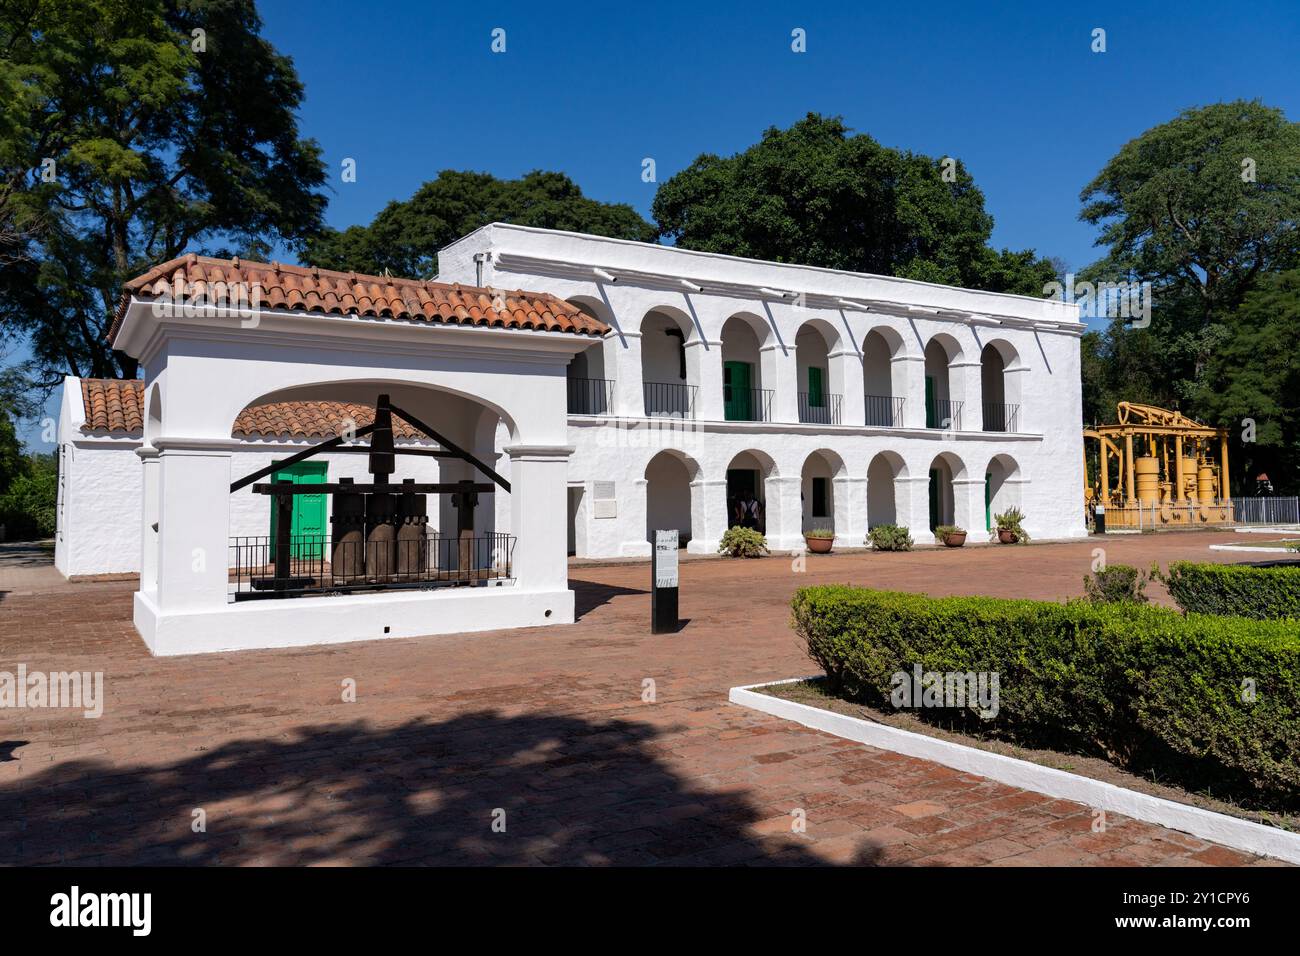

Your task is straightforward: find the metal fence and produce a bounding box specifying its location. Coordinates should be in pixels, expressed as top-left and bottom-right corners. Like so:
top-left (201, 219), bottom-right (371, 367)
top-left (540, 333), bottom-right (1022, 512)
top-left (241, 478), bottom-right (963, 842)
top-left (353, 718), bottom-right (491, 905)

top-left (229, 531), bottom-right (515, 600)
top-left (1233, 496), bottom-right (1300, 525)
top-left (864, 394), bottom-right (905, 427)
top-left (643, 381), bottom-right (697, 419)
top-left (723, 385), bottom-right (775, 422)
top-left (798, 392), bottom-right (841, 425)
top-left (927, 398), bottom-right (963, 431)
top-left (567, 377), bottom-right (614, 415)
top-left (982, 401), bottom-right (1021, 433)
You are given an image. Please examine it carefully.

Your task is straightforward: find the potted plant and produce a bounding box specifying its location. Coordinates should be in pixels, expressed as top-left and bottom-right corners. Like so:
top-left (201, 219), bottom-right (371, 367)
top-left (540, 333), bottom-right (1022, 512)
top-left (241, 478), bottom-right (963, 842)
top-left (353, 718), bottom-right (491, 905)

top-left (992, 507), bottom-right (1030, 544)
top-left (803, 526), bottom-right (835, 554)
top-left (935, 524), bottom-right (966, 547)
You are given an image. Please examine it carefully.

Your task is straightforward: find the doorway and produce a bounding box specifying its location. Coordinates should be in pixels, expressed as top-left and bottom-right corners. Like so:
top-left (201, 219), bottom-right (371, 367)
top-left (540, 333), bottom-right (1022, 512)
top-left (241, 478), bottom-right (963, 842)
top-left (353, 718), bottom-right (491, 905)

top-left (269, 460), bottom-right (328, 558)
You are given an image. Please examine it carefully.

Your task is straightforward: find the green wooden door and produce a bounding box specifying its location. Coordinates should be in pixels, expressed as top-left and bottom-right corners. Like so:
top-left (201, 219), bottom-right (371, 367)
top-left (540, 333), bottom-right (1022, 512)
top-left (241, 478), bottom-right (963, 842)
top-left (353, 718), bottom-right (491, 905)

top-left (270, 460), bottom-right (328, 559)
top-left (985, 472), bottom-right (993, 531)
top-left (807, 366), bottom-right (825, 407)
top-left (723, 361), bottom-right (753, 420)
top-left (928, 468), bottom-right (941, 530)
top-left (925, 376), bottom-right (937, 428)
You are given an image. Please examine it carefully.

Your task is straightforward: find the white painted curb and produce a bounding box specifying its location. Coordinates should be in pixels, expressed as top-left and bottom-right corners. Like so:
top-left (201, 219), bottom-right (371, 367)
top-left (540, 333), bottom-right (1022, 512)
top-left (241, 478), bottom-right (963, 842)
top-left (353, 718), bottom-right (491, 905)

top-left (730, 678), bottom-right (1300, 865)
top-left (1209, 544), bottom-right (1298, 554)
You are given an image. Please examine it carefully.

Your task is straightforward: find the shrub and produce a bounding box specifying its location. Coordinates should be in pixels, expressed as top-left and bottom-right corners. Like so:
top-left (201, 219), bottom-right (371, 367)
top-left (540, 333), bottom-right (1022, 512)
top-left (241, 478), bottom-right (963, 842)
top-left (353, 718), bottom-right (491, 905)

top-left (0, 465), bottom-right (57, 541)
top-left (868, 524), bottom-right (913, 552)
top-left (718, 525), bottom-right (768, 558)
top-left (934, 525), bottom-right (964, 537)
top-left (803, 527), bottom-right (835, 539)
top-left (992, 507), bottom-right (1029, 543)
top-left (1160, 561), bottom-right (1300, 620)
top-left (791, 585), bottom-right (1300, 807)
top-left (1082, 563), bottom-right (1150, 604)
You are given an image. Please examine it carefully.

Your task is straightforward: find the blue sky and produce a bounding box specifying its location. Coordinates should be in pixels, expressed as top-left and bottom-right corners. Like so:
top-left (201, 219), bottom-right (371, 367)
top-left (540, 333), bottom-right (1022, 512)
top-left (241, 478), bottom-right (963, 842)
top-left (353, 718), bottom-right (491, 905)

top-left (15, 0), bottom-right (1300, 449)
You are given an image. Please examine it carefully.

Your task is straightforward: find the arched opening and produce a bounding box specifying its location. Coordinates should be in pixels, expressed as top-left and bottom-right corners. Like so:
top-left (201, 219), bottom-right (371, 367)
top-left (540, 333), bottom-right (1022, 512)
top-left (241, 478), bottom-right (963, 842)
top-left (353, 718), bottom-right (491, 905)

top-left (862, 327), bottom-right (906, 427)
top-left (226, 382), bottom-right (513, 596)
top-left (645, 450), bottom-right (698, 548)
top-left (800, 450), bottom-right (843, 533)
top-left (720, 314), bottom-right (771, 422)
top-left (566, 296), bottom-right (614, 416)
top-left (924, 334), bottom-right (964, 430)
top-left (980, 340), bottom-right (1022, 432)
top-left (867, 450), bottom-right (907, 527)
top-left (795, 321), bottom-right (842, 424)
top-left (145, 383), bottom-right (163, 444)
top-left (984, 453), bottom-right (1023, 532)
top-left (725, 449), bottom-right (776, 535)
top-left (640, 308), bottom-right (695, 418)
top-left (927, 452), bottom-right (965, 531)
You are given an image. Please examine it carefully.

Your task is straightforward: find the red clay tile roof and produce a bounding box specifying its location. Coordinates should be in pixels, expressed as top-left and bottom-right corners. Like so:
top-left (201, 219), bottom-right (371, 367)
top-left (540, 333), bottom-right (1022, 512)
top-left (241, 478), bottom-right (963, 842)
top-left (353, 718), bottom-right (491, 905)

top-left (110, 253), bottom-right (607, 342)
top-left (79, 379), bottom-right (425, 441)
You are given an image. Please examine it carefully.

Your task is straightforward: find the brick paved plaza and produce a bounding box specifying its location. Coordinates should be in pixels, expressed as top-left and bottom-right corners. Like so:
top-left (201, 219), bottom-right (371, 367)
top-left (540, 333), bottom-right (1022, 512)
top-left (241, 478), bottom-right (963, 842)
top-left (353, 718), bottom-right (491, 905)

top-left (0, 531), bottom-right (1292, 866)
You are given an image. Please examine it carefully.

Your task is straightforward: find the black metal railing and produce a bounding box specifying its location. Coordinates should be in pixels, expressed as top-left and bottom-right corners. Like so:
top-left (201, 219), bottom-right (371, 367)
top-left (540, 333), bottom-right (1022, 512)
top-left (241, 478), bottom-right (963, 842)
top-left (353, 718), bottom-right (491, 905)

top-left (864, 394), bottom-right (905, 427)
top-left (982, 401), bottom-right (1020, 432)
top-left (643, 381), bottom-right (697, 419)
top-left (798, 392), bottom-right (842, 425)
top-left (229, 531), bottom-right (515, 600)
top-left (724, 386), bottom-right (775, 422)
top-left (926, 398), bottom-right (963, 430)
top-left (567, 377), bottom-right (614, 415)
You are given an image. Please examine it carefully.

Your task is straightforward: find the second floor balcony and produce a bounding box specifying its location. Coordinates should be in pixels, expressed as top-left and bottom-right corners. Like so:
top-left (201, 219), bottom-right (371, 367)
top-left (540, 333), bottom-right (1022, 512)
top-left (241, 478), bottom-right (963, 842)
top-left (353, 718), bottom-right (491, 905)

top-left (864, 394), bottom-right (905, 428)
top-left (567, 377), bottom-right (614, 415)
top-left (643, 381), bottom-right (697, 419)
top-left (798, 391), bottom-right (842, 425)
top-left (723, 385), bottom-right (774, 422)
top-left (926, 398), bottom-right (963, 430)
top-left (982, 401), bottom-right (1021, 432)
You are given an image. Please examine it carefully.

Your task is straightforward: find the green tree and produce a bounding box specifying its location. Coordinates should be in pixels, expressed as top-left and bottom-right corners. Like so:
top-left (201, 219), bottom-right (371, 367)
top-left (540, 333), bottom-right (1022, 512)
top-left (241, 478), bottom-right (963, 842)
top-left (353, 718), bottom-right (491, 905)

top-left (1196, 268), bottom-right (1300, 493)
top-left (305, 170), bottom-right (657, 279)
top-left (651, 113), bottom-right (1056, 295)
top-left (1079, 100), bottom-right (1300, 378)
top-left (0, 0), bottom-right (327, 387)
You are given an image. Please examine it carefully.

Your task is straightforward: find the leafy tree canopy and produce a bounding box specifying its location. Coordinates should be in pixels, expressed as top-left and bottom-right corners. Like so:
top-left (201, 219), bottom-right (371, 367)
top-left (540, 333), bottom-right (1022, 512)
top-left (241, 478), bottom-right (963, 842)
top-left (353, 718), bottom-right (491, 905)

top-left (0, 0), bottom-right (327, 386)
top-left (651, 113), bottom-right (1056, 296)
top-left (305, 169), bottom-right (657, 279)
top-left (1079, 100), bottom-right (1300, 331)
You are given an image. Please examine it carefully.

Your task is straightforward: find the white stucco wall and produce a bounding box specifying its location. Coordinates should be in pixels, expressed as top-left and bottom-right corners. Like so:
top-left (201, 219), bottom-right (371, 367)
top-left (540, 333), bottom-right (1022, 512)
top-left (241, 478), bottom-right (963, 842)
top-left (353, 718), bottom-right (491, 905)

top-left (439, 224), bottom-right (1087, 556)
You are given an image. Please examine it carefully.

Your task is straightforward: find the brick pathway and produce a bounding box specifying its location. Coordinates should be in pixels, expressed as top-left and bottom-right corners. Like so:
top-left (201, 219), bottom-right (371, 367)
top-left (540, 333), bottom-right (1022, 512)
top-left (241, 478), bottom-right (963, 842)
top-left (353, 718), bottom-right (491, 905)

top-left (0, 531), bottom-right (1291, 866)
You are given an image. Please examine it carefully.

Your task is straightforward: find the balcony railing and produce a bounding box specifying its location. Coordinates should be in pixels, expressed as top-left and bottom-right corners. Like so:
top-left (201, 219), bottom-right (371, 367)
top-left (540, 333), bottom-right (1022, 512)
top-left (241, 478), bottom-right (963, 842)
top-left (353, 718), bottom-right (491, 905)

top-left (798, 392), bottom-right (842, 425)
top-left (926, 398), bottom-right (963, 430)
top-left (229, 531), bottom-right (515, 600)
top-left (724, 385), bottom-right (774, 422)
top-left (567, 377), bottom-right (614, 415)
top-left (982, 401), bottom-right (1020, 433)
top-left (643, 381), bottom-right (697, 419)
top-left (864, 394), bottom-right (905, 428)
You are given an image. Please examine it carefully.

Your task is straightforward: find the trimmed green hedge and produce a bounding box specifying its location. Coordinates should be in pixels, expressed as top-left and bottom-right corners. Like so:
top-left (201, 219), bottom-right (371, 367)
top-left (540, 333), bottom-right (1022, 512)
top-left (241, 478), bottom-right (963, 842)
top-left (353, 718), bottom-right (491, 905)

top-left (791, 585), bottom-right (1300, 807)
top-left (1163, 561), bottom-right (1300, 620)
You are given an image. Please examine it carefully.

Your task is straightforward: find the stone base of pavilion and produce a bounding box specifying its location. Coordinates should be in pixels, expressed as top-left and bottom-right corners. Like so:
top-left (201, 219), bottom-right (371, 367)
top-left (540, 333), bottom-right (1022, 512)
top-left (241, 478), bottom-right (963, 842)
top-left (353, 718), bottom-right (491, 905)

top-left (133, 584), bottom-right (575, 656)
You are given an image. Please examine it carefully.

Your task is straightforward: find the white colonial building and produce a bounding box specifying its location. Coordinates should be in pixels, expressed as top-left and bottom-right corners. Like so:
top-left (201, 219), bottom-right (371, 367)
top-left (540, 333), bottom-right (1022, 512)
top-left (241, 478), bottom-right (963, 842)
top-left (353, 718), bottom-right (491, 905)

top-left (442, 224), bottom-right (1086, 557)
top-left (56, 224), bottom-right (1084, 655)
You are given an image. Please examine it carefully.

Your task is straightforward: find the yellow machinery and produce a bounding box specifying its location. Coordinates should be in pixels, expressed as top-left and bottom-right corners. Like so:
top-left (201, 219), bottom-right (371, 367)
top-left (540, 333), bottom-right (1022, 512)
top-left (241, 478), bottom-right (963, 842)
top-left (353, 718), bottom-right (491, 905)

top-left (1084, 402), bottom-right (1231, 529)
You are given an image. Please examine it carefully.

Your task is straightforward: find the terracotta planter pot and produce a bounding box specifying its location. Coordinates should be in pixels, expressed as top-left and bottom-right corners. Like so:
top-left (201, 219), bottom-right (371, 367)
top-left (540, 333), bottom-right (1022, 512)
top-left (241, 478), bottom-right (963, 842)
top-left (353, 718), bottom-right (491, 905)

top-left (942, 531), bottom-right (966, 548)
top-left (998, 529), bottom-right (1019, 544)
top-left (804, 535), bottom-right (834, 554)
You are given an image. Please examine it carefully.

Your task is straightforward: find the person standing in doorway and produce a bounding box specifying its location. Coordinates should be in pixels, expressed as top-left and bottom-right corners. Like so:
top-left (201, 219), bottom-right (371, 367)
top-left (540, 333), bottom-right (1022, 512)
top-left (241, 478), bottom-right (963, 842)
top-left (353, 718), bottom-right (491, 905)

top-left (736, 489), bottom-right (763, 532)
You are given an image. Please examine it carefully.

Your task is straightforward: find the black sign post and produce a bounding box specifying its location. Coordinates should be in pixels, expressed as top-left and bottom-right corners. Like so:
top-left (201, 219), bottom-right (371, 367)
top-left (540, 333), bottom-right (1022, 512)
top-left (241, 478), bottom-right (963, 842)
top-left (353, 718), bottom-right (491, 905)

top-left (651, 529), bottom-right (680, 633)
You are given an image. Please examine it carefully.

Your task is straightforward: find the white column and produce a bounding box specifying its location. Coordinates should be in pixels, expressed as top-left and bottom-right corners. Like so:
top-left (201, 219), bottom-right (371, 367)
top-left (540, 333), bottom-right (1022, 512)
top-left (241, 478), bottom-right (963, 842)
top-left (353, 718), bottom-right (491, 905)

top-left (897, 354), bottom-right (927, 428)
top-left (621, 477), bottom-right (651, 557)
top-left (766, 343), bottom-right (799, 424)
top-left (833, 347), bottom-right (865, 427)
top-left (688, 338), bottom-right (724, 421)
top-left (154, 445), bottom-right (231, 611)
top-left (765, 474), bottom-right (802, 551)
top-left (953, 359), bottom-right (983, 431)
top-left (896, 474), bottom-right (933, 545)
top-left (832, 475), bottom-right (867, 547)
top-left (505, 445), bottom-right (574, 591)
top-left (688, 477), bottom-right (728, 555)
top-left (952, 476), bottom-right (986, 537)
top-left (138, 447), bottom-right (161, 594)
top-left (612, 331), bottom-right (644, 417)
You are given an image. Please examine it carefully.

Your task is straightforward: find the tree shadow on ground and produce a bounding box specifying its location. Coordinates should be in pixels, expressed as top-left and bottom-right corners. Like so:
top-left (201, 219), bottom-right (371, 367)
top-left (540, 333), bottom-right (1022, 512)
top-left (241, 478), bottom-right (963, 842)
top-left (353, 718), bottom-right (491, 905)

top-left (0, 712), bottom-right (883, 866)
